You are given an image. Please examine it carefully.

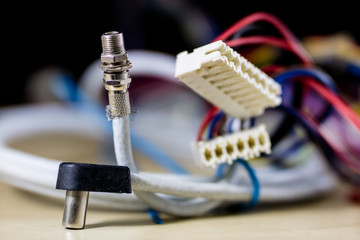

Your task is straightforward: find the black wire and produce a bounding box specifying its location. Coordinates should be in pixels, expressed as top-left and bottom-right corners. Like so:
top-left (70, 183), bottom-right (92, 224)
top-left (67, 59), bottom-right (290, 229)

top-left (279, 105), bottom-right (360, 186)
top-left (271, 81), bottom-right (303, 147)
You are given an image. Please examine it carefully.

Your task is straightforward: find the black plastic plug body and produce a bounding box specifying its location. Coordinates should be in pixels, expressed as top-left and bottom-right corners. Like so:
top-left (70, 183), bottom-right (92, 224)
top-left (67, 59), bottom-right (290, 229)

top-left (56, 162), bottom-right (131, 229)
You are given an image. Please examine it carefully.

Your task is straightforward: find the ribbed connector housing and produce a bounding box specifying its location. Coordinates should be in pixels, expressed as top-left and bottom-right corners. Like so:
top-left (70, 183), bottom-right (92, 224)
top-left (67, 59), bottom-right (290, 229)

top-left (194, 124), bottom-right (271, 168)
top-left (175, 40), bottom-right (282, 118)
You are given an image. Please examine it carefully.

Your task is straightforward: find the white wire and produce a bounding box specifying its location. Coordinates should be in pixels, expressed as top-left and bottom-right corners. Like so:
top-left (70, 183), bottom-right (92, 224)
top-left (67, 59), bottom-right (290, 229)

top-left (112, 116), bottom-right (223, 216)
top-left (111, 116), bottom-right (336, 215)
top-left (0, 104), bottom-right (336, 215)
top-left (112, 118), bottom-right (137, 171)
top-left (0, 49), bottom-right (336, 216)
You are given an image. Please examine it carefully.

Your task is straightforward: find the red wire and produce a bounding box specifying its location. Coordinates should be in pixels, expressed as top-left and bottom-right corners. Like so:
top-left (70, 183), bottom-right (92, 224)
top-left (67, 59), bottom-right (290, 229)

top-left (225, 36), bottom-right (310, 64)
top-left (304, 79), bottom-right (360, 131)
top-left (226, 36), bottom-right (291, 51)
top-left (211, 115), bottom-right (224, 138)
top-left (261, 64), bottom-right (285, 75)
top-left (296, 108), bottom-right (360, 173)
top-left (317, 123), bottom-right (360, 173)
top-left (349, 188), bottom-right (360, 204)
top-left (214, 12), bottom-right (312, 66)
top-left (196, 106), bottom-right (219, 141)
top-left (214, 12), bottom-right (291, 42)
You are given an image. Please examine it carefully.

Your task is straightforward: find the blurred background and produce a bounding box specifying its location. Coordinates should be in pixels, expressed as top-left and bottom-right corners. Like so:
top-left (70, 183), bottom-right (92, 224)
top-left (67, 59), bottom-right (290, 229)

top-left (3, 0), bottom-right (360, 106)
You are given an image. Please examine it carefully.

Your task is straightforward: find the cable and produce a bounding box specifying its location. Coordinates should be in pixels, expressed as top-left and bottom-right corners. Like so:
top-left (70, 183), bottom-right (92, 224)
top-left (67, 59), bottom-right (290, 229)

top-left (234, 159), bottom-right (260, 210)
top-left (113, 116), bottom-right (335, 204)
top-left (279, 105), bottom-right (360, 185)
top-left (0, 104), bottom-right (336, 213)
top-left (225, 36), bottom-right (310, 63)
top-left (130, 132), bottom-right (189, 174)
top-left (50, 71), bottom-right (189, 174)
top-left (197, 106), bottom-right (219, 141)
top-left (274, 68), bottom-right (338, 93)
top-left (304, 79), bottom-right (360, 131)
top-left (214, 12), bottom-right (312, 66)
top-left (270, 68), bottom-right (338, 148)
top-left (3, 13), bottom-right (356, 221)
top-left (112, 116), bottom-right (223, 216)
top-left (226, 36), bottom-right (292, 50)
top-left (147, 209), bottom-right (163, 224)
top-left (207, 111), bottom-right (224, 139)
top-left (270, 138), bottom-right (308, 162)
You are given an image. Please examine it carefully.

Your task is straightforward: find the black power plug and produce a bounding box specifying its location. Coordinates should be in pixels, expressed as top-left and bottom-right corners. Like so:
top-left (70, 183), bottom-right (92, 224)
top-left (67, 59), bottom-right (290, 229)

top-left (56, 162), bottom-right (131, 229)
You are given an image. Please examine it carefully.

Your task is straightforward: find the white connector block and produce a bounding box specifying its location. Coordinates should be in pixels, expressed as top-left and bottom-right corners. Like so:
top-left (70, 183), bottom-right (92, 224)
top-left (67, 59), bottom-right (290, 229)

top-left (175, 40), bottom-right (282, 118)
top-left (194, 124), bottom-right (271, 168)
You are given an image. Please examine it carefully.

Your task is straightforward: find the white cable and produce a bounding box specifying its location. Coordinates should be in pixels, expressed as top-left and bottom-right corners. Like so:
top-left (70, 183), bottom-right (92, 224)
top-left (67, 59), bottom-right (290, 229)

top-left (112, 118), bottom-right (137, 171)
top-left (112, 116), bottom-right (223, 216)
top-left (79, 50), bottom-right (205, 164)
top-left (111, 115), bottom-right (336, 215)
top-left (0, 49), bottom-right (337, 216)
top-left (0, 104), bottom-right (336, 215)
top-left (0, 130), bottom-right (333, 202)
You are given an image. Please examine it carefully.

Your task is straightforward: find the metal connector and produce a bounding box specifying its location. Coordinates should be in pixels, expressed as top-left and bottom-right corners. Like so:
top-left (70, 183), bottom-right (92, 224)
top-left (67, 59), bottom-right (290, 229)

top-left (56, 163), bottom-right (132, 230)
top-left (62, 191), bottom-right (89, 229)
top-left (100, 31), bottom-right (132, 119)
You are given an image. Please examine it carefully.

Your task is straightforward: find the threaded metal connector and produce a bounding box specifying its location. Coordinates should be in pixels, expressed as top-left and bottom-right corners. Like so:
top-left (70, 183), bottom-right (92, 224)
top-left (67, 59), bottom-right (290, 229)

top-left (100, 31), bottom-right (132, 119)
top-left (100, 31), bottom-right (132, 73)
top-left (101, 31), bottom-right (125, 55)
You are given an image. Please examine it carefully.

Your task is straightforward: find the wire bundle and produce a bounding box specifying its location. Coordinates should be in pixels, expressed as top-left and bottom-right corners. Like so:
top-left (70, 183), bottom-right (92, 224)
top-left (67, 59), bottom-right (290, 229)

top-left (200, 12), bottom-right (360, 195)
top-left (111, 12), bottom-right (356, 217)
top-left (0, 12), bottom-right (358, 225)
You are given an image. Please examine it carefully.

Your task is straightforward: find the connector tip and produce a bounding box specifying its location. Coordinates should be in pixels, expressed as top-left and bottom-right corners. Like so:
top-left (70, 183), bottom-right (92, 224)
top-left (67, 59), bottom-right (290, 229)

top-left (101, 31), bottom-right (125, 55)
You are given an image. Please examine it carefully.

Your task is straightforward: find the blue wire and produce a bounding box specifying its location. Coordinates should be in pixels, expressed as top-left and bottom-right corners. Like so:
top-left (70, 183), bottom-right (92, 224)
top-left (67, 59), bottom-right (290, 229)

top-left (270, 138), bottom-right (308, 161)
top-left (215, 163), bottom-right (227, 179)
top-left (279, 105), bottom-right (360, 185)
top-left (226, 117), bottom-right (256, 135)
top-left (250, 117), bottom-right (256, 127)
top-left (147, 209), bottom-right (163, 224)
top-left (227, 117), bottom-right (235, 133)
top-left (207, 111), bottom-right (224, 139)
top-left (347, 62), bottom-right (360, 78)
top-left (235, 159), bottom-right (260, 210)
top-left (274, 68), bottom-right (338, 93)
top-left (215, 159), bottom-right (260, 210)
top-left (218, 116), bottom-right (257, 180)
top-left (52, 74), bottom-right (189, 174)
top-left (131, 132), bottom-right (189, 174)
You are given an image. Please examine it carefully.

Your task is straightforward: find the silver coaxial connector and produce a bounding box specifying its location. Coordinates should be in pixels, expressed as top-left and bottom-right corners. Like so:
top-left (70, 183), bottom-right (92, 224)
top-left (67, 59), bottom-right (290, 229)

top-left (100, 31), bottom-right (132, 119)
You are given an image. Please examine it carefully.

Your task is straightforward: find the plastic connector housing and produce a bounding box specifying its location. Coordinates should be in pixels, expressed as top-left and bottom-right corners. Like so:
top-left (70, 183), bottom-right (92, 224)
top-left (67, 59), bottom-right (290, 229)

top-left (175, 40), bottom-right (282, 118)
top-left (194, 124), bottom-right (271, 168)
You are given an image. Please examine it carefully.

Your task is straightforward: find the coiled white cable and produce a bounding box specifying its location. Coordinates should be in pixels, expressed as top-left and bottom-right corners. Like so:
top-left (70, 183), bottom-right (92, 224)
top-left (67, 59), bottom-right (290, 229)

top-left (113, 117), bottom-right (222, 216)
top-left (0, 49), bottom-right (338, 215)
top-left (0, 104), bottom-right (336, 215)
top-left (112, 116), bottom-right (336, 216)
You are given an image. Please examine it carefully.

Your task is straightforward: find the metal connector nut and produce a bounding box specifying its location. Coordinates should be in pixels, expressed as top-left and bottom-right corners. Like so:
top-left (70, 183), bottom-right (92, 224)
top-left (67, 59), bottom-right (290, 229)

top-left (100, 31), bottom-right (133, 119)
top-left (101, 53), bottom-right (128, 64)
top-left (99, 31), bottom-right (132, 73)
top-left (103, 72), bottom-right (131, 89)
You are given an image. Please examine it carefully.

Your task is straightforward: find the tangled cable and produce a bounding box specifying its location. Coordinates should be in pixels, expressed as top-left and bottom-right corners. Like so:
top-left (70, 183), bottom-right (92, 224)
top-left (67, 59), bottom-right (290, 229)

top-left (201, 12), bottom-right (360, 193)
